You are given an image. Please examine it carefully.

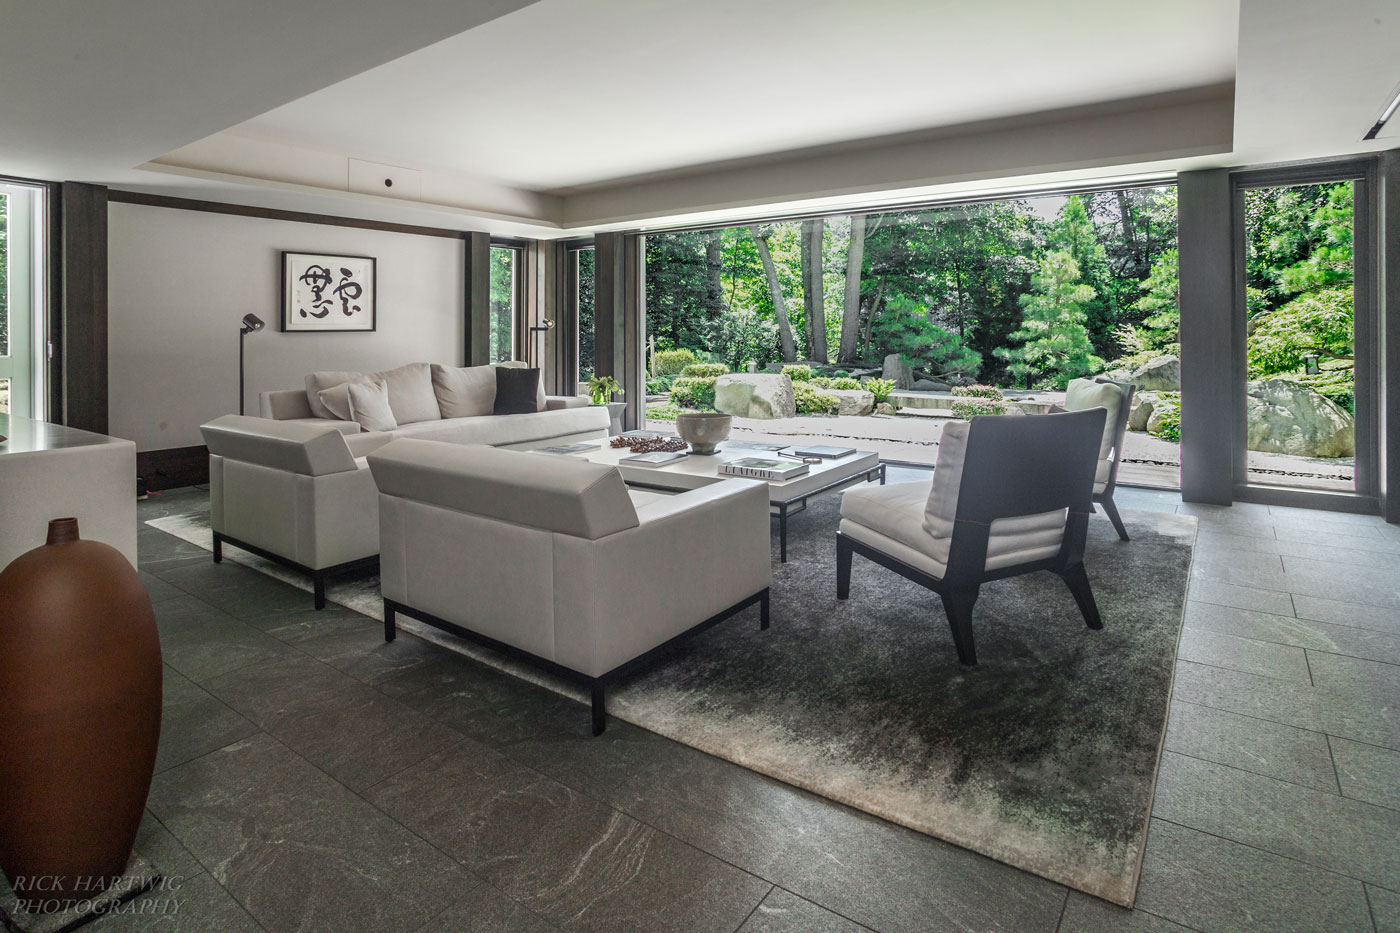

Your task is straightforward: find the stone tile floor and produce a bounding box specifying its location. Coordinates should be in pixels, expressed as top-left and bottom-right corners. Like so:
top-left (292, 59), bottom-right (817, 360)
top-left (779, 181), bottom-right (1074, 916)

top-left (118, 477), bottom-right (1399, 932)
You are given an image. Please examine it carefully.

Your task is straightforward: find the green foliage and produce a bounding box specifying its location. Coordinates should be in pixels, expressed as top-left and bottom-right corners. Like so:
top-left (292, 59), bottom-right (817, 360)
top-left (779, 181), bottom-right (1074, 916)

top-left (1293, 364), bottom-right (1355, 413)
top-left (793, 381), bottom-right (839, 415)
top-left (869, 297), bottom-right (981, 378)
top-left (781, 364), bottom-right (813, 382)
top-left (669, 375), bottom-right (717, 410)
top-left (950, 384), bottom-right (1003, 399)
top-left (862, 378), bottom-right (895, 404)
top-left (708, 308), bottom-right (777, 372)
top-left (587, 376), bottom-right (622, 406)
top-left (951, 399), bottom-right (1009, 419)
top-left (1247, 288), bottom-right (1353, 378)
top-left (1149, 391), bottom-right (1181, 442)
top-left (645, 375), bottom-right (673, 395)
top-left (646, 401), bottom-right (682, 421)
top-left (995, 251), bottom-right (1102, 389)
top-left (810, 376), bottom-right (860, 390)
top-left (653, 348), bottom-right (697, 377)
top-left (487, 247), bottom-right (515, 363)
top-left (681, 362), bottom-right (728, 378)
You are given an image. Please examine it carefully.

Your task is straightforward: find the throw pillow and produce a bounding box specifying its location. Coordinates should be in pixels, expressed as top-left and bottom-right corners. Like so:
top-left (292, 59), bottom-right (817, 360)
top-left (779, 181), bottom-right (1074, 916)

top-left (317, 378), bottom-right (384, 422)
top-left (305, 370), bottom-right (377, 419)
top-left (493, 366), bottom-right (543, 415)
top-left (431, 363), bottom-right (497, 418)
top-left (345, 381), bottom-right (398, 432)
top-left (376, 362), bottom-right (441, 425)
top-left (493, 360), bottom-right (547, 410)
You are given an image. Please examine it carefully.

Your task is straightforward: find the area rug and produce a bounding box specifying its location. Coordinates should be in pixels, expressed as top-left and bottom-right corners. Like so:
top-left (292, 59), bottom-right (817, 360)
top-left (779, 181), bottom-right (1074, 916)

top-left (147, 497), bottom-right (1195, 906)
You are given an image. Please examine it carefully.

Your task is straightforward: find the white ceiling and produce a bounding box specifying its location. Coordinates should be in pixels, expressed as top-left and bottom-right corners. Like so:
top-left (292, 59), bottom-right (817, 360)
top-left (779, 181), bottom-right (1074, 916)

top-left (237, 0), bottom-right (1241, 193)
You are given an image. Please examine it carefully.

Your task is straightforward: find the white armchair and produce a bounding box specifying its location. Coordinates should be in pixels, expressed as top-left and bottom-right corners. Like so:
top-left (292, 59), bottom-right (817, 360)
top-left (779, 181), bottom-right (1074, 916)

top-left (201, 415), bottom-right (391, 608)
top-left (367, 439), bottom-right (772, 734)
top-left (836, 408), bottom-right (1106, 665)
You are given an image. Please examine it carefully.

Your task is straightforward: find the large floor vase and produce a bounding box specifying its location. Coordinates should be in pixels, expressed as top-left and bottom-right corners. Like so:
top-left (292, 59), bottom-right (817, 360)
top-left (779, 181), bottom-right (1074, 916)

top-left (0, 518), bottom-right (162, 905)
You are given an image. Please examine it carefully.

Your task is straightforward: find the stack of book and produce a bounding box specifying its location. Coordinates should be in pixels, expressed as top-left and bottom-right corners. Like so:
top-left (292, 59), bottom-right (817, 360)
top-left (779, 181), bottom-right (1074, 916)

top-left (719, 457), bottom-right (810, 481)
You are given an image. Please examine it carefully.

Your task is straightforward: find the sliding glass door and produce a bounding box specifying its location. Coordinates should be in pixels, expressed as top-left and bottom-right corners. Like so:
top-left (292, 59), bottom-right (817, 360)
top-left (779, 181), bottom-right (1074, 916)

top-left (0, 182), bottom-right (46, 418)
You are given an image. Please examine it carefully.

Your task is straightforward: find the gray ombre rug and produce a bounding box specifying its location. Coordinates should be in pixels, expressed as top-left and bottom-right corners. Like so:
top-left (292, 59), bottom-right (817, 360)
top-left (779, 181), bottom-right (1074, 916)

top-left (148, 495), bottom-right (1195, 906)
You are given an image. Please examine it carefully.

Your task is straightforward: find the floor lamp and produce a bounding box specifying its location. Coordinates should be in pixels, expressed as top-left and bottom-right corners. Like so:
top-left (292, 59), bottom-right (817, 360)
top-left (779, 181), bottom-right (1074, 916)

top-left (239, 313), bottom-right (265, 415)
top-left (529, 318), bottom-right (554, 372)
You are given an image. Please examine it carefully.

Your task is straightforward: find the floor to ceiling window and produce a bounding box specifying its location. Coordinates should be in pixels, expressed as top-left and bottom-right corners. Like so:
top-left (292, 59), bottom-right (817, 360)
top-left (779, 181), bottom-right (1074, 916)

top-left (0, 181), bottom-right (46, 418)
top-left (488, 245), bottom-right (519, 363)
top-left (640, 186), bottom-right (1182, 486)
top-left (572, 245), bottom-right (595, 384)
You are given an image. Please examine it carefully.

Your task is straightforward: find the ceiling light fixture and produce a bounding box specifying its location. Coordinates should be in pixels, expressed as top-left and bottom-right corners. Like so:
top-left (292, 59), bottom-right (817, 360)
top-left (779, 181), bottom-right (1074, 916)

top-left (1362, 83), bottom-right (1400, 141)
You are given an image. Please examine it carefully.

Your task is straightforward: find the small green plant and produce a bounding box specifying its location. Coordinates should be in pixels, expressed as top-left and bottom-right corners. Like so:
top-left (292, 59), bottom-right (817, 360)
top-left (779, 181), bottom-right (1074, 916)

top-left (781, 364), bottom-right (813, 382)
top-left (681, 362), bottom-right (728, 379)
top-left (1149, 391), bottom-right (1181, 442)
top-left (828, 376), bottom-right (860, 390)
top-left (950, 384), bottom-right (1004, 399)
top-left (670, 375), bottom-right (718, 410)
top-left (808, 376), bottom-right (831, 388)
top-left (654, 348), bottom-right (697, 377)
top-left (951, 399), bottom-right (1009, 420)
top-left (863, 378), bottom-right (895, 404)
top-left (587, 375), bottom-right (623, 406)
top-left (646, 401), bottom-right (682, 421)
top-left (793, 381), bottom-right (839, 415)
top-left (645, 375), bottom-right (673, 395)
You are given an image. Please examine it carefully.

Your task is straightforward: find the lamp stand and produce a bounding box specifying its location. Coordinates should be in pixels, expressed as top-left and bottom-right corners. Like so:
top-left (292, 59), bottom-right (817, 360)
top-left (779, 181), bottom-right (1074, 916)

top-left (239, 329), bottom-right (247, 416)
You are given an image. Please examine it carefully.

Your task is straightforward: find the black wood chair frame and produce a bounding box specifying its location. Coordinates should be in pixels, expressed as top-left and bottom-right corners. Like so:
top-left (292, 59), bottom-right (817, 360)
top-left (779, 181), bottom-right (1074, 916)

top-left (1089, 376), bottom-right (1135, 542)
top-left (212, 531), bottom-right (378, 610)
top-left (836, 408), bottom-right (1106, 665)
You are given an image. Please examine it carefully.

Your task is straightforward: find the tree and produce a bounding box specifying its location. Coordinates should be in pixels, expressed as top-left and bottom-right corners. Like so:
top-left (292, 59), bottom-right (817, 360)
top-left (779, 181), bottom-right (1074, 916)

top-left (1116, 248), bottom-right (1179, 356)
top-left (801, 218), bottom-right (827, 361)
top-left (837, 214), bottom-right (866, 363)
top-left (996, 250), bottom-right (1101, 388)
top-left (750, 226), bottom-right (798, 361)
top-left (1247, 288), bottom-right (1353, 377)
top-left (708, 307), bottom-right (778, 371)
top-left (869, 296), bottom-right (981, 377)
top-left (704, 231), bottom-right (726, 318)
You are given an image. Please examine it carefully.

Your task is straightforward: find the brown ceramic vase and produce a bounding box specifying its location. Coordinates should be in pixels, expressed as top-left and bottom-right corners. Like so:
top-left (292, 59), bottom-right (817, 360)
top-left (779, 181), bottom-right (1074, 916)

top-left (0, 518), bottom-right (162, 905)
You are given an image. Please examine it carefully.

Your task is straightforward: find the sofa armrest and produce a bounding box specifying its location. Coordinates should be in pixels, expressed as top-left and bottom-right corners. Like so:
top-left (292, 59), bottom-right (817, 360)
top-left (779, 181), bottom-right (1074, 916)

top-left (345, 432), bottom-right (394, 458)
top-left (261, 389), bottom-right (314, 420)
top-left (545, 395), bottom-right (590, 410)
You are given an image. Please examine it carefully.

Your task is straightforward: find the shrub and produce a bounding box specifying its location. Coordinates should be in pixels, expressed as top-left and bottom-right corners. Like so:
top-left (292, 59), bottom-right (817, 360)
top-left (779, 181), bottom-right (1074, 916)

top-left (793, 381), bottom-right (839, 415)
top-left (781, 364), bottom-right (813, 382)
top-left (950, 384), bottom-right (1004, 399)
top-left (681, 362), bottom-right (728, 379)
top-left (654, 348), bottom-right (697, 377)
top-left (870, 297), bottom-right (982, 378)
top-left (1149, 391), bottom-right (1181, 442)
top-left (863, 378), bottom-right (895, 404)
top-left (670, 375), bottom-right (717, 410)
top-left (646, 401), bottom-right (682, 421)
top-left (1294, 365), bottom-right (1354, 413)
top-left (645, 375), bottom-right (673, 395)
top-left (951, 399), bottom-right (1009, 420)
top-left (808, 376), bottom-right (857, 389)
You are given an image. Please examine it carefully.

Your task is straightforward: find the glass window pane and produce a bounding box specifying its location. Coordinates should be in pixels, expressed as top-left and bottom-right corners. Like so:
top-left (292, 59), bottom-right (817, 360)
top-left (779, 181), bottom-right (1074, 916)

top-left (489, 247), bottom-right (517, 362)
top-left (576, 247), bottom-right (595, 383)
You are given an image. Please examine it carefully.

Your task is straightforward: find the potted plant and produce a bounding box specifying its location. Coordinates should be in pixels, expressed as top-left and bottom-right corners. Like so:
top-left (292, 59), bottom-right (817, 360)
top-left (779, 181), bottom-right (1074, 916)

top-left (588, 376), bottom-right (628, 435)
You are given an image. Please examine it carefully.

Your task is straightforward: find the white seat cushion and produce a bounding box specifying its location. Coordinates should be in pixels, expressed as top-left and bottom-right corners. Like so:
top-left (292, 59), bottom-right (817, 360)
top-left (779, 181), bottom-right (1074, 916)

top-left (388, 407), bottom-right (608, 447)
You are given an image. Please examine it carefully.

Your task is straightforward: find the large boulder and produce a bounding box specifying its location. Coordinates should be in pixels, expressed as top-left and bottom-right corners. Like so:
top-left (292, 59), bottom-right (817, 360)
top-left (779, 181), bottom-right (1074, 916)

top-left (882, 353), bottom-right (915, 390)
top-left (874, 401), bottom-right (898, 415)
top-left (1245, 379), bottom-right (1354, 458)
top-left (816, 388), bottom-right (875, 416)
top-left (911, 379), bottom-right (950, 392)
top-left (1146, 403), bottom-right (1174, 436)
top-left (714, 373), bottom-right (796, 420)
top-left (1128, 355), bottom-right (1180, 392)
top-left (1128, 391), bottom-right (1160, 432)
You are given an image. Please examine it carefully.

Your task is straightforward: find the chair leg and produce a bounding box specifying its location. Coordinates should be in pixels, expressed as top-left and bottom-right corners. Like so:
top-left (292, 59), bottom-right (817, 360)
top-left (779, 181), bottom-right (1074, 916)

top-left (836, 534), bottom-right (853, 600)
top-left (591, 683), bottom-right (606, 736)
top-left (760, 589), bottom-right (770, 630)
top-left (212, 534), bottom-right (223, 563)
top-left (383, 601), bottom-right (397, 642)
top-left (312, 574), bottom-right (327, 610)
top-left (1059, 564), bottom-right (1103, 630)
top-left (939, 586), bottom-right (980, 666)
top-left (1100, 493), bottom-right (1130, 542)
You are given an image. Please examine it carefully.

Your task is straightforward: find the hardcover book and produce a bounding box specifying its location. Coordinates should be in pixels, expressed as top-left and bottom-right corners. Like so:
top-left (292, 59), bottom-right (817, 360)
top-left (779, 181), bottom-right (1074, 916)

top-left (719, 457), bottom-right (810, 481)
top-left (789, 444), bottom-right (856, 459)
top-left (621, 450), bottom-right (689, 466)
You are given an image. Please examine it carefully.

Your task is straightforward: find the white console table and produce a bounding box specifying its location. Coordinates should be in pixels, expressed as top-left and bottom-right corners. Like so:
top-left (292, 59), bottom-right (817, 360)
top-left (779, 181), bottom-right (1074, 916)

top-left (0, 414), bottom-right (138, 569)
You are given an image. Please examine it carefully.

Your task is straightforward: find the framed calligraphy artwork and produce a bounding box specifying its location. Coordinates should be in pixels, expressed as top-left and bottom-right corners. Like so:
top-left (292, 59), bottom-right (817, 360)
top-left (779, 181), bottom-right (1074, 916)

top-left (281, 252), bottom-right (377, 332)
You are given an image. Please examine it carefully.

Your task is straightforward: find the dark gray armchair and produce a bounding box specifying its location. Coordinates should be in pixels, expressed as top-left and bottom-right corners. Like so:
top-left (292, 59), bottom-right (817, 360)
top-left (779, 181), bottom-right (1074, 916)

top-left (1063, 377), bottom-right (1136, 541)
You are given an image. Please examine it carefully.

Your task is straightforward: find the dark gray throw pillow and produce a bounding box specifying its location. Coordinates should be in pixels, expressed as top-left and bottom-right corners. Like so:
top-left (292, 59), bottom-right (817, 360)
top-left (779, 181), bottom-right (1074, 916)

top-left (493, 366), bottom-right (542, 415)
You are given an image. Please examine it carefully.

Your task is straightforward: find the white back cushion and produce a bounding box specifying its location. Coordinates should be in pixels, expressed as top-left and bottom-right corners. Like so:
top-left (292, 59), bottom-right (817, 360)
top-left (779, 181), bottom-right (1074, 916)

top-left (431, 364), bottom-right (497, 418)
top-left (1064, 379), bottom-right (1123, 462)
top-left (306, 363), bottom-right (441, 425)
top-left (923, 419), bottom-right (968, 539)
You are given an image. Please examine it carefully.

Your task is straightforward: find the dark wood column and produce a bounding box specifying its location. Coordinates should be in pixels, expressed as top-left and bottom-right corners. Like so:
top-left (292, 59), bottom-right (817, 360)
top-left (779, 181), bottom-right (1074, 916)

top-left (462, 231), bottom-right (491, 366)
top-left (58, 182), bottom-right (109, 434)
top-left (522, 239), bottom-right (575, 395)
top-left (1178, 169), bottom-right (1234, 505)
top-left (593, 232), bottom-right (643, 429)
top-left (1381, 150), bottom-right (1400, 523)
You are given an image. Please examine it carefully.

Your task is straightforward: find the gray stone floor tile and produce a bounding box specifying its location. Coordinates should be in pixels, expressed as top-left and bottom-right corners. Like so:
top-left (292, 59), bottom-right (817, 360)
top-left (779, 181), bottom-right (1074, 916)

top-left (1178, 500), bottom-right (1274, 519)
top-left (202, 653), bottom-right (463, 792)
top-left (241, 604), bottom-right (367, 640)
top-left (1152, 751), bottom-right (1400, 889)
top-left (148, 733), bottom-right (472, 933)
top-left (1274, 523), bottom-right (1400, 552)
top-left (1194, 529), bottom-right (1287, 556)
top-left (140, 570), bottom-right (185, 604)
top-left (1057, 891), bottom-right (1192, 932)
top-left (364, 741), bottom-right (770, 933)
top-left (153, 596), bottom-right (300, 684)
top-left (1182, 578), bottom-right (1295, 616)
top-left (1330, 738), bottom-right (1400, 811)
top-left (1177, 626), bottom-right (1311, 683)
top-left (137, 529), bottom-right (212, 573)
top-left (1163, 700), bottom-right (1338, 792)
top-left (133, 809), bottom-right (202, 880)
top-left (1173, 513), bottom-right (1278, 539)
top-left (737, 888), bottom-right (869, 933)
top-left (1171, 660), bottom-right (1400, 749)
top-left (1134, 819), bottom-right (1372, 932)
top-left (99, 871), bottom-right (262, 933)
top-left (156, 560), bottom-right (318, 620)
top-left (1275, 557), bottom-right (1400, 610)
top-left (1266, 506), bottom-right (1385, 528)
top-left (1369, 884), bottom-right (1400, 932)
top-left (295, 619), bottom-right (443, 685)
top-left (498, 720), bottom-right (1068, 933)
top-left (416, 881), bottom-right (559, 933)
top-left (1184, 601), bottom-right (1400, 666)
top-left (1189, 547), bottom-right (1286, 582)
top-left (155, 666), bottom-right (260, 773)
top-left (1293, 594), bottom-right (1400, 637)
top-left (1306, 650), bottom-right (1400, 699)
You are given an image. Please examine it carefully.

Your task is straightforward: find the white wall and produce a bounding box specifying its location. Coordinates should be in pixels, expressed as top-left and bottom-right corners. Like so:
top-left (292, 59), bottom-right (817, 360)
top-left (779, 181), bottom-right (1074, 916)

top-left (108, 202), bottom-right (464, 451)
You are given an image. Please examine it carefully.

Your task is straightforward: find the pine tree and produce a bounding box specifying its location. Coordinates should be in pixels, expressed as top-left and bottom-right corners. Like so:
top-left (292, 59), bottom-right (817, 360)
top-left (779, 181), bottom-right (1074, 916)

top-left (995, 250), bottom-right (1101, 388)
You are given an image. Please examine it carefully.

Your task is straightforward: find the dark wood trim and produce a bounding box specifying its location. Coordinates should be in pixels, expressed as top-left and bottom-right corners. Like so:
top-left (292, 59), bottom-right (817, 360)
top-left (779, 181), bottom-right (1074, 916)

top-left (107, 189), bottom-right (471, 241)
top-left (45, 181), bottom-right (63, 421)
top-left (1381, 150), bottom-right (1400, 523)
top-left (59, 182), bottom-right (109, 434)
top-left (137, 444), bottom-right (210, 491)
top-left (593, 233), bottom-right (644, 428)
top-left (463, 232), bottom-right (492, 365)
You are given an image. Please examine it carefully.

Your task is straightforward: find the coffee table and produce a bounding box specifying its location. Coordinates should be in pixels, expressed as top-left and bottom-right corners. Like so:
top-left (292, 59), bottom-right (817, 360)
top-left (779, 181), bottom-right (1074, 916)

top-left (550, 441), bottom-right (885, 562)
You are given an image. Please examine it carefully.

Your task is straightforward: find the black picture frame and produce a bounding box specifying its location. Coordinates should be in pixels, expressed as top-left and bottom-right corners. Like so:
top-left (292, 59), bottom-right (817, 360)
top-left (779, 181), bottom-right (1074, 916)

top-left (281, 251), bottom-right (377, 332)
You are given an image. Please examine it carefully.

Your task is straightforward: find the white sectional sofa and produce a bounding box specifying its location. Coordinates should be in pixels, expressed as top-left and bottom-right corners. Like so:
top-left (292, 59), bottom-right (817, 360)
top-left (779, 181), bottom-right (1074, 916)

top-left (368, 438), bottom-right (773, 734)
top-left (202, 362), bottom-right (609, 606)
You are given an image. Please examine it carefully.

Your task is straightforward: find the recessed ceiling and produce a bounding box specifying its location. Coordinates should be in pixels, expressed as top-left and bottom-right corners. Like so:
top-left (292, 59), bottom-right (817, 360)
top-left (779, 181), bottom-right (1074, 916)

top-left (237, 0), bottom-right (1240, 193)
